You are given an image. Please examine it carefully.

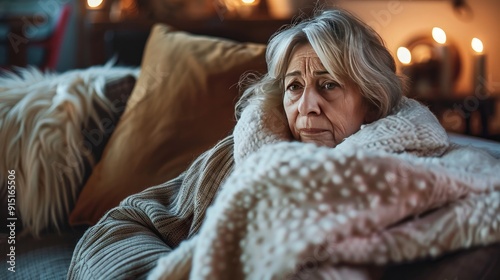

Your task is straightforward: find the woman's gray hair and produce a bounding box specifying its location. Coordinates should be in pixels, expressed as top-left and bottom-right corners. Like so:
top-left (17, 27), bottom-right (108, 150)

top-left (236, 8), bottom-right (406, 121)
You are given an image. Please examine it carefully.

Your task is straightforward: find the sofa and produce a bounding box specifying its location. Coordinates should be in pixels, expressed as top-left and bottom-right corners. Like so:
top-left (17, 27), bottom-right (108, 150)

top-left (1, 23), bottom-right (500, 280)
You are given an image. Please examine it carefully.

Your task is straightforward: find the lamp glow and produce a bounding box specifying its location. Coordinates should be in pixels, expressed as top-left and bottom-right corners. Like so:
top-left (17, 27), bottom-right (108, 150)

top-left (87, 0), bottom-right (104, 8)
top-left (242, 0), bottom-right (256, 4)
top-left (432, 27), bottom-right (447, 44)
top-left (397, 47), bottom-right (412, 65)
top-left (471, 38), bottom-right (484, 53)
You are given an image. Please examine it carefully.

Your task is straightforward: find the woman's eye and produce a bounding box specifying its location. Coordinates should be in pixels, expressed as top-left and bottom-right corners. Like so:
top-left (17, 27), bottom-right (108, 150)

top-left (323, 82), bottom-right (339, 90)
top-left (286, 83), bottom-right (302, 92)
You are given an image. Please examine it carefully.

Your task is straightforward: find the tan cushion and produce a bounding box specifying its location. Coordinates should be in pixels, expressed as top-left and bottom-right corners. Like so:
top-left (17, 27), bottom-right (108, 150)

top-left (69, 24), bottom-right (267, 225)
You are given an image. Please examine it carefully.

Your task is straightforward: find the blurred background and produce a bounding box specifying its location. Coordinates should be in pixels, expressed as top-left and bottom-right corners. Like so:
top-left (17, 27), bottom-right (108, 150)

top-left (1, 0), bottom-right (499, 139)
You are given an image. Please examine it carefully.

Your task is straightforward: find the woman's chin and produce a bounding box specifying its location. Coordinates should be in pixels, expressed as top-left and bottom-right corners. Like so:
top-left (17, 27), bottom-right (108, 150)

top-left (299, 133), bottom-right (336, 148)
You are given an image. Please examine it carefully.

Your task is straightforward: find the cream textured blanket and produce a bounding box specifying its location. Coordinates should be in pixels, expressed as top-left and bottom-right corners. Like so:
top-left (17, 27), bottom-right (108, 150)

top-left (148, 97), bottom-right (500, 279)
top-left (68, 97), bottom-right (500, 280)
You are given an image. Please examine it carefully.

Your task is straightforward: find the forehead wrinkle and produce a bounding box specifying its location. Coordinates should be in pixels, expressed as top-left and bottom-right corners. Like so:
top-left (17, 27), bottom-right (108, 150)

top-left (287, 57), bottom-right (327, 78)
top-left (294, 50), bottom-right (318, 58)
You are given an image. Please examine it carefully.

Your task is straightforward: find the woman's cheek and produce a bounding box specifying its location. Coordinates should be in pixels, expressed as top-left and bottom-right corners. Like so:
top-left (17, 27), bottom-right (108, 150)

top-left (283, 97), bottom-right (297, 134)
top-left (283, 94), bottom-right (292, 105)
top-left (284, 93), bottom-right (301, 111)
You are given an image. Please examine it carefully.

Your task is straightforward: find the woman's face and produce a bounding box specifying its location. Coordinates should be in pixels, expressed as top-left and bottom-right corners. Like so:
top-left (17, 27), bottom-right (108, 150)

top-left (283, 43), bottom-right (370, 148)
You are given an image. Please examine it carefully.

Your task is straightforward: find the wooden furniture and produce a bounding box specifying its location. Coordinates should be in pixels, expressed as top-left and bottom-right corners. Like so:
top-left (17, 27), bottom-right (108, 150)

top-left (413, 93), bottom-right (499, 139)
top-left (82, 11), bottom-right (290, 67)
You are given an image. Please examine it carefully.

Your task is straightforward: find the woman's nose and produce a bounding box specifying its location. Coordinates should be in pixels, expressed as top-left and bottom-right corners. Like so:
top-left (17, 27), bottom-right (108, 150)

top-left (298, 86), bottom-right (321, 116)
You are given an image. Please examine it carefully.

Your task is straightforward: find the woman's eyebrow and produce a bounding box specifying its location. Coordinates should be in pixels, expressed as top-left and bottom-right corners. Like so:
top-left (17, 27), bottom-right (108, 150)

top-left (285, 71), bottom-right (301, 78)
top-left (285, 70), bottom-right (330, 78)
top-left (314, 71), bottom-right (330, 76)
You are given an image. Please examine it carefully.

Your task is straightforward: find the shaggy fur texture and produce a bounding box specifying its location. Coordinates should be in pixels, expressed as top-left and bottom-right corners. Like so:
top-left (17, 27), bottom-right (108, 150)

top-left (0, 65), bottom-right (138, 236)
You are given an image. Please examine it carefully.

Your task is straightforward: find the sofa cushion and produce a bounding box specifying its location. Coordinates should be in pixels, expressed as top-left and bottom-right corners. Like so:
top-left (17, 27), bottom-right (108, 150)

top-left (1, 228), bottom-right (87, 279)
top-left (69, 24), bottom-right (267, 225)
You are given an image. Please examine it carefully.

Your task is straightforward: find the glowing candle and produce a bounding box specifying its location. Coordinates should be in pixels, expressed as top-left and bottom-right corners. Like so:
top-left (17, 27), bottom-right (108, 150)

top-left (87, 0), bottom-right (104, 9)
top-left (397, 47), bottom-right (412, 65)
top-left (237, 0), bottom-right (260, 18)
top-left (397, 46), bottom-right (413, 87)
top-left (471, 38), bottom-right (487, 97)
top-left (432, 27), bottom-right (452, 96)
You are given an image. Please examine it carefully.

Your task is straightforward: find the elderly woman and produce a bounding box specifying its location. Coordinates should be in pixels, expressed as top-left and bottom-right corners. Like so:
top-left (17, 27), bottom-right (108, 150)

top-left (68, 9), bottom-right (500, 280)
top-left (242, 8), bottom-right (403, 149)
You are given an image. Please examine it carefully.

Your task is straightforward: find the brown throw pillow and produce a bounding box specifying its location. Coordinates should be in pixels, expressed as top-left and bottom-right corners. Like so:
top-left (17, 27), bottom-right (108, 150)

top-left (69, 24), bottom-right (267, 225)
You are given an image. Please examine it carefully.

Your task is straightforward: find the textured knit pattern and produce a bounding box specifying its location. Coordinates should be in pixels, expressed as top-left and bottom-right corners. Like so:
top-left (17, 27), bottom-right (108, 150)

top-left (67, 136), bottom-right (235, 279)
top-left (336, 97), bottom-right (449, 157)
top-left (160, 142), bottom-right (500, 279)
top-left (68, 97), bottom-right (500, 279)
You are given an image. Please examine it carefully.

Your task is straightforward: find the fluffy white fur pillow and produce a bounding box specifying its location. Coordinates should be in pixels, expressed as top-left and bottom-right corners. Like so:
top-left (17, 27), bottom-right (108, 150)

top-left (0, 65), bottom-right (138, 236)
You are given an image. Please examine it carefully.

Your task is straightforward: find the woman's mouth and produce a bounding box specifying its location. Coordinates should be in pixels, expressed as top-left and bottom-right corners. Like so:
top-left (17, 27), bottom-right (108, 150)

top-left (297, 128), bottom-right (335, 147)
top-left (299, 128), bottom-right (329, 134)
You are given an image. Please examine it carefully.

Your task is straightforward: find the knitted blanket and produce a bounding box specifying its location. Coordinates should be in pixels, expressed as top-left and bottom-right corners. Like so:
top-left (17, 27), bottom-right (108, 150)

top-left (68, 97), bottom-right (500, 280)
top-left (148, 97), bottom-right (500, 279)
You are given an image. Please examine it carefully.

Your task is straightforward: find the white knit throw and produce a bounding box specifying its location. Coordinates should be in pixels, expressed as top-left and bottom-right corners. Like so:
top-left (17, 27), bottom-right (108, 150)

top-left (149, 97), bottom-right (500, 279)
